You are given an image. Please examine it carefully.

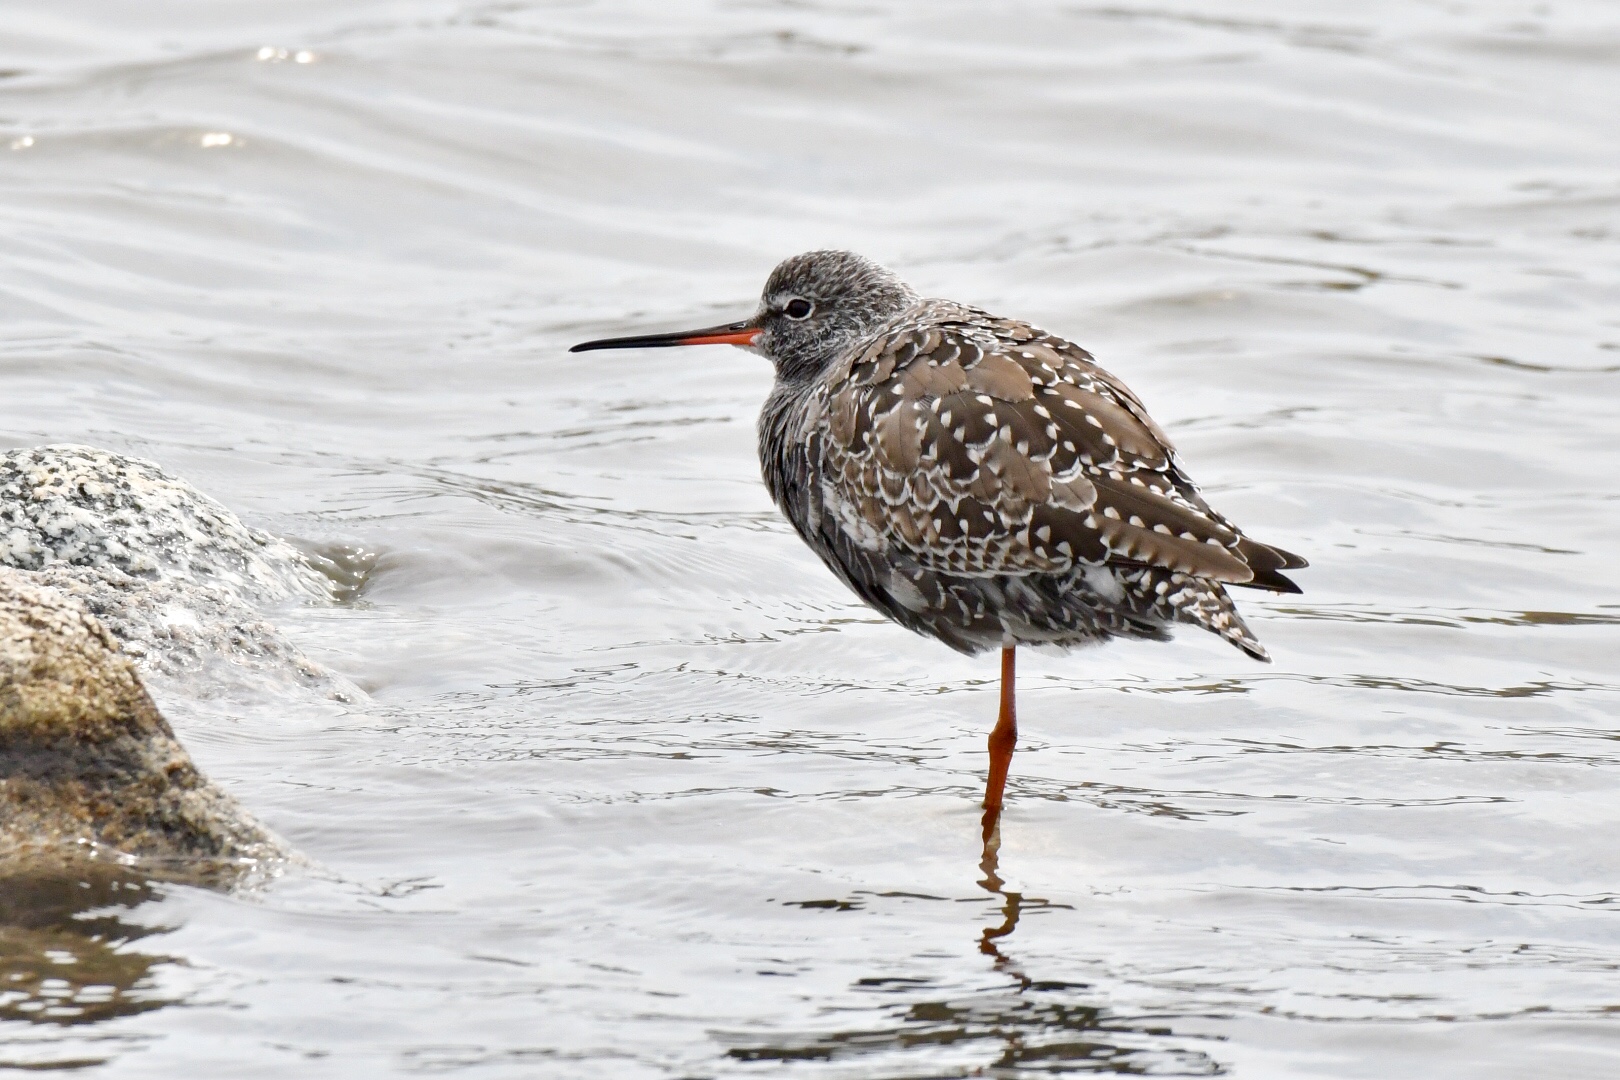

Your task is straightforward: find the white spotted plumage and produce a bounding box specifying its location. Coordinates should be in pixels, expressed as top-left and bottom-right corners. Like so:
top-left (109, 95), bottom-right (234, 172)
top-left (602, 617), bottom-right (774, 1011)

top-left (752, 255), bottom-right (1306, 660)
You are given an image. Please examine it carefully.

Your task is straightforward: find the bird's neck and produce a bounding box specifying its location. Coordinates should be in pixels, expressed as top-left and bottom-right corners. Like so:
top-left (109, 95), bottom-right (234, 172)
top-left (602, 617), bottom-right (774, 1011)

top-left (756, 378), bottom-right (817, 516)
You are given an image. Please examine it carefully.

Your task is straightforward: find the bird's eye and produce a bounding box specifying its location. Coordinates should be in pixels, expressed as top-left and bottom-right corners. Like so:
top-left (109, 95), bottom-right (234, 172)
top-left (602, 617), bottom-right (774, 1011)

top-left (783, 298), bottom-right (813, 320)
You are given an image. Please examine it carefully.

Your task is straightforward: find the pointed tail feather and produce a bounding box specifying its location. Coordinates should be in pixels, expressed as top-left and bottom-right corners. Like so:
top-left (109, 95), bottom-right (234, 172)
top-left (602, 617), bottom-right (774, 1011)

top-left (1121, 567), bottom-right (1272, 662)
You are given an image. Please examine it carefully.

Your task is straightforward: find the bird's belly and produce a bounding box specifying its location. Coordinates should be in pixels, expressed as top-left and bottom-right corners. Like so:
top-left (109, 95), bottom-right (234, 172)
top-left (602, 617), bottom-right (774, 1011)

top-left (874, 562), bottom-right (1172, 656)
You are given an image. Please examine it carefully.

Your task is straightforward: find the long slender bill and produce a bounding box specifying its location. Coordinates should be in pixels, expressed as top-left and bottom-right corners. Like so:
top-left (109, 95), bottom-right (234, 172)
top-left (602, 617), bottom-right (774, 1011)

top-left (569, 320), bottom-right (759, 353)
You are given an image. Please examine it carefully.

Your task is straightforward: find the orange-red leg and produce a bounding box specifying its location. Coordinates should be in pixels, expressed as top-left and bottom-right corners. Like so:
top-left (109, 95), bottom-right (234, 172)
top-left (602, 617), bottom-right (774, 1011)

top-left (981, 646), bottom-right (1017, 841)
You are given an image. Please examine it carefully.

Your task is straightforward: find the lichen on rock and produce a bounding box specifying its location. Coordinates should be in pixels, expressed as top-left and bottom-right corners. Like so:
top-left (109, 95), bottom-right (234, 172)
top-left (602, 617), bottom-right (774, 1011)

top-left (0, 567), bottom-right (288, 882)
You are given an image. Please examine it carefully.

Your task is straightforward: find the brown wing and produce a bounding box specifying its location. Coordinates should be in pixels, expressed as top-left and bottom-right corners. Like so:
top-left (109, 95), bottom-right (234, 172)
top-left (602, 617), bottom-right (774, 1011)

top-left (811, 302), bottom-right (1305, 591)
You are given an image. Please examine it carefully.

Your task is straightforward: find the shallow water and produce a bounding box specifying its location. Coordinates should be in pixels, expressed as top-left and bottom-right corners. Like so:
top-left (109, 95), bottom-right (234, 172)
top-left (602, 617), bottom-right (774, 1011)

top-left (3, 1), bottom-right (1620, 1075)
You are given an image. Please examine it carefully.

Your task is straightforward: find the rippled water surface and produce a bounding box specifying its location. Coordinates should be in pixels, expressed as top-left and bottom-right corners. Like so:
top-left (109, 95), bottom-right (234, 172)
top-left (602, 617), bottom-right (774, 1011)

top-left (4, 1), bottom-right (1620, 1075)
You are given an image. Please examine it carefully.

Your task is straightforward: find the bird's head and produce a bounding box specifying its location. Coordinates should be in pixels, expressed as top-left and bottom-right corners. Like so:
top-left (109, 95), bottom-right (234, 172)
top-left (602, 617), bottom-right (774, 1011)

top-left (748, 250), bottom-right (917, 380)
top-left (570, 250), bottom-right (917, 383)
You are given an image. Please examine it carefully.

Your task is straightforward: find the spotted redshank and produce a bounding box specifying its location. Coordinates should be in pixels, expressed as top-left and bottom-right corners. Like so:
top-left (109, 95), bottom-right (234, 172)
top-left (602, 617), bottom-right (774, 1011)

top-left (571, 251), bottom-right (1305, 839)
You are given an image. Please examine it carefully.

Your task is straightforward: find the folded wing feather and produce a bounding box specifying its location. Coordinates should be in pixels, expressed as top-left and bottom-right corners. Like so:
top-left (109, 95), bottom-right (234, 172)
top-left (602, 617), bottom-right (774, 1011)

top-left (814, 307), bottom-right (1305, 592)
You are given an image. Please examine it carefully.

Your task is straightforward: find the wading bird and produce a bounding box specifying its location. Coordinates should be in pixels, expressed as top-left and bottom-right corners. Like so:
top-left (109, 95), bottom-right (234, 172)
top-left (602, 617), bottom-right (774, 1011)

top-left (572, 251), bottom-right (1305, 840)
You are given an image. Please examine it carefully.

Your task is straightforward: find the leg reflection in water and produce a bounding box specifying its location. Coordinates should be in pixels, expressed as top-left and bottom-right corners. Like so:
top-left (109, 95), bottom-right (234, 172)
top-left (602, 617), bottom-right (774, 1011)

top-left (723, 838), bottom-right (1222, 1073)
top-left (976, 830), bottom-right (1043, 987)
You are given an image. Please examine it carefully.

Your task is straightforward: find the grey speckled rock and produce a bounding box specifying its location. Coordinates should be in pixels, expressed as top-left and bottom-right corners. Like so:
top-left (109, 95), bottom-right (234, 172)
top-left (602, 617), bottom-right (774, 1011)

top-left (0, 567), bottom-right (288, 881)
top-left (0, 445), bottom-right (356, 696)
top-left (0, 445), bottom-right (325, 598)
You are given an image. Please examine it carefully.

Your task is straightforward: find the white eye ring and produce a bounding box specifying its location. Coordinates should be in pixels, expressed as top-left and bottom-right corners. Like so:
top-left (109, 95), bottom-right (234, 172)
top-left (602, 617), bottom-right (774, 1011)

top-left (783, 298), bottom-right (814, 320)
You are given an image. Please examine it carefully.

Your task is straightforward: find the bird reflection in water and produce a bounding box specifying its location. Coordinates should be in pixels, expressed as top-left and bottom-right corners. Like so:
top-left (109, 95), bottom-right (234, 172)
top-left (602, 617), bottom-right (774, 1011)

top-left (728, 839), bottom-right (1222, 1074)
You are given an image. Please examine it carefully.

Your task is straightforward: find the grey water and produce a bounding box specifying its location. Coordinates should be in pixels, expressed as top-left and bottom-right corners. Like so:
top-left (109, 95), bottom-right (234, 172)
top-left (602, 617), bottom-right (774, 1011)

top-left (3, 1), bottom-right (1619, 1076)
